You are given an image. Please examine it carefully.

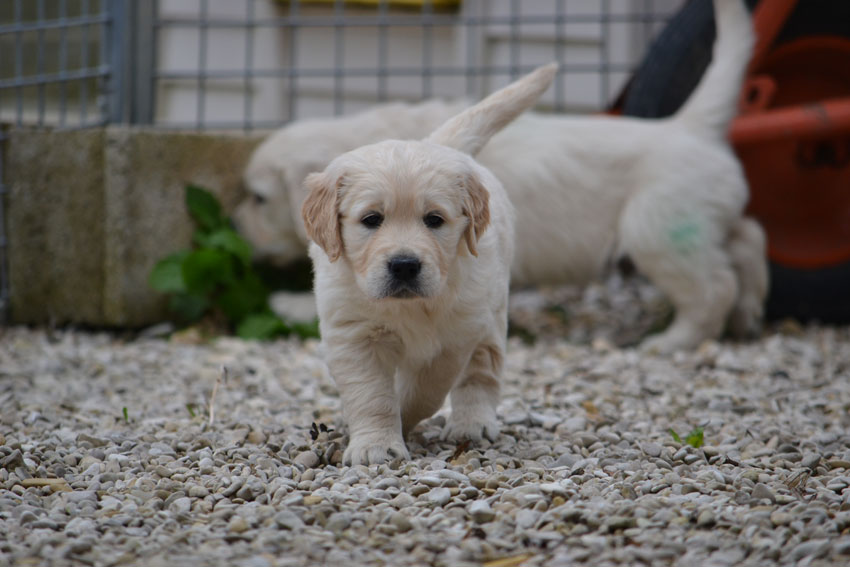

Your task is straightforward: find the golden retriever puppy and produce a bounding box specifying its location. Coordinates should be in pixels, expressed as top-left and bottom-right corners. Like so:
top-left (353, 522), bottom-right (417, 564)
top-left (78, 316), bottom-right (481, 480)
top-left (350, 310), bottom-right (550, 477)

top-left (302, 64), bottom-right (557, 466)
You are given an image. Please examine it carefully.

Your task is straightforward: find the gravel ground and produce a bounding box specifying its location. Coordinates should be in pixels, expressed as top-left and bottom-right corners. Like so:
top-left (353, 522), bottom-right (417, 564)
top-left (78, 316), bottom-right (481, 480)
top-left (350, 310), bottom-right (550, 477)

top-left (2, 279), bottom-right (850, 567)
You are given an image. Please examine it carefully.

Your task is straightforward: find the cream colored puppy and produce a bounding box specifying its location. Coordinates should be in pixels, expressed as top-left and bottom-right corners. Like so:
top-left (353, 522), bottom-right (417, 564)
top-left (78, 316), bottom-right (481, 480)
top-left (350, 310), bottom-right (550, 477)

top-left (302, 64), bottom-right (557, 466)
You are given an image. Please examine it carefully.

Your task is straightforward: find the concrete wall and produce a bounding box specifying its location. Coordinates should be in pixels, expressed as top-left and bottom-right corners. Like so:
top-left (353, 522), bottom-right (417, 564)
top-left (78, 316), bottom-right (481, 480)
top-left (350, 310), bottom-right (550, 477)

top-left (6, 127), bottom-right (262, 327)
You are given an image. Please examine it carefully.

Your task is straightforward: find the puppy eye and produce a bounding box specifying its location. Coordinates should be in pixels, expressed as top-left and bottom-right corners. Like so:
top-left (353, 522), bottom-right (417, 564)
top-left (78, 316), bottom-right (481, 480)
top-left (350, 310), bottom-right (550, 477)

top-left (361, 213), bottom-right (384, 229)
top-left (423, 213), bottom-right (444, 229)
top-left (252, 193), bottom-right (267, 205)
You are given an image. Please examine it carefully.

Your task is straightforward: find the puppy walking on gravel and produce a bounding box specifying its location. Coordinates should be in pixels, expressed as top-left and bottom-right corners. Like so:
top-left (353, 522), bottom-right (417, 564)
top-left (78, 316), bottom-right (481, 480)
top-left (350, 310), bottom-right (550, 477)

top-left (302, 64), bottom-right (557, 466)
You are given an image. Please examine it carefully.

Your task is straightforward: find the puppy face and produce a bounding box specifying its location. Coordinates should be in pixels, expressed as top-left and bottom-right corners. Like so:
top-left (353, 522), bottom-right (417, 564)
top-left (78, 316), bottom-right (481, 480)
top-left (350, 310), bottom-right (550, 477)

top-left (302, 141), bottom-right (490, 300)
top-left (234, 147), bottom-right (324, 266)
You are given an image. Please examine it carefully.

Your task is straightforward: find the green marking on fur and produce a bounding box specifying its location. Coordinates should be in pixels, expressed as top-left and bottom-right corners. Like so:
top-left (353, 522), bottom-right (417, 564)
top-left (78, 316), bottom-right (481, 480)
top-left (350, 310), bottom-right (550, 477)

top-left (668, 222), bottom-right (701, 254)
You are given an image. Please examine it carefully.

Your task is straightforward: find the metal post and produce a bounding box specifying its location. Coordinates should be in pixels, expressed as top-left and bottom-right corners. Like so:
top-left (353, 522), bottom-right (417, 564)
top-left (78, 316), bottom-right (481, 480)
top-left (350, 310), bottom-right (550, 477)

top-left (107, 0), bottom-right (127, 124)
top-left (333, 0), bottom-right (344, 115)
top-left (422, 0), bottom-right (433, 99)
top-left (0, 125), bottom-right (8, 324)
top-left (135, 1), bottom-right (156, 124)
top-left (106, 0), bottom-right (155, 125)
top-left (243, 0), bottom-right (256, 132)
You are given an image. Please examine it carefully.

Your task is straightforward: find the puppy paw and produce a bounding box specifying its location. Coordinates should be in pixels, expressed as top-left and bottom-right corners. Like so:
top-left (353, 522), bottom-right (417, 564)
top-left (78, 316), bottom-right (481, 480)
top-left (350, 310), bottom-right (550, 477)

top-left (640, 329), bottom-right (699, 355)
top-left (343, 432), bottom-right (409, 466)
top-left (442, 412), bottom-right (499, 443)
top-left (727, 299), bottom-right (763, 339)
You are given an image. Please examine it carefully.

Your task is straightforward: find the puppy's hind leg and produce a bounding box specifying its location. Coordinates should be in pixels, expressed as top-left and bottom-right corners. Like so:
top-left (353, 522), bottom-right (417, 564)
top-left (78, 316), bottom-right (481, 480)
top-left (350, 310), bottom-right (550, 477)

top-left (442, 343), bottom-right (503, 443)
top-left (635, 249), bottom-right (737, 353)
top-left (619, 200), bottom-right (738, 353)
top-left (726, 217), bottom-right (768, 339)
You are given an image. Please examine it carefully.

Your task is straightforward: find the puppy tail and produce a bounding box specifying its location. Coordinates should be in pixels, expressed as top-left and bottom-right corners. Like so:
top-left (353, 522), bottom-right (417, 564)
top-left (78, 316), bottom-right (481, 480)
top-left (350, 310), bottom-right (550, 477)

top-left (674, 0), bottom-right (754, 137)
top-left (426, 62), bottom-right (558, 156)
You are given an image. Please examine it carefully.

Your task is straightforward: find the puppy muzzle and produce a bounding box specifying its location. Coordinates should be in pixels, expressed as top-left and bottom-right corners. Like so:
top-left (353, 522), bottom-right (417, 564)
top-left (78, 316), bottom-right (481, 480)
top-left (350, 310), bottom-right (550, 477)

top-left (383, 254), bottom-right (424, 298)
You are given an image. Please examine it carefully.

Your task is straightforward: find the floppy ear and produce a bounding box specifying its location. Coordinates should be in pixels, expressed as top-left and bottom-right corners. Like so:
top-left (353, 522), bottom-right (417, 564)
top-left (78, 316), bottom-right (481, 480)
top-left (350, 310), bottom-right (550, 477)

top-left (462, 173), bottom-right (491, 257)
top-left (301, 172), bottom-right (343, 262)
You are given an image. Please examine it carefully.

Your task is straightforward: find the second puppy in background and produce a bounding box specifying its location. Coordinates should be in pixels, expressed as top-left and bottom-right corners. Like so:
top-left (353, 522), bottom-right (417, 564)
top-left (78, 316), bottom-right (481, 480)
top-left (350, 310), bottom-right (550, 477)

top-left (302, 64), bottom-right (556, 466)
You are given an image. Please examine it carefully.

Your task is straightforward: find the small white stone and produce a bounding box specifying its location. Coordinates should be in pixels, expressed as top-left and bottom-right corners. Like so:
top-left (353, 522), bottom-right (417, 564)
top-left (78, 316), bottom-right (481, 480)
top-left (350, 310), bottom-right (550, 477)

top-left (468, 500), bottom-right (495, 523)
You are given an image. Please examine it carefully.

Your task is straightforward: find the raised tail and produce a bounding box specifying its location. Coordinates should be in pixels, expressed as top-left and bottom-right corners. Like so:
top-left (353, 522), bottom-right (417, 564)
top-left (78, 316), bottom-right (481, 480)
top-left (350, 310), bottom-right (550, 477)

top-left (674, 0), bottom-right (754, 136)
top-left (427, 62), bottom-right (558, 156)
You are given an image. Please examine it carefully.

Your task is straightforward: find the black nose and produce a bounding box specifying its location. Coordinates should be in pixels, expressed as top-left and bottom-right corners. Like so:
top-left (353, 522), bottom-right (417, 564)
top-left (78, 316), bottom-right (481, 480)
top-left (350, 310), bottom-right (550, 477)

top-left (388, 255), bottom-right (421, 282)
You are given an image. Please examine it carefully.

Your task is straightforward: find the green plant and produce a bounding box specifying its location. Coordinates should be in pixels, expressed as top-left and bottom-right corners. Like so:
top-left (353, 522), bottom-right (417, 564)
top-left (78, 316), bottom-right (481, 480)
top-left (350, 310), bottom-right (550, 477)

top-left (669, 426), bottom-right (704, 448)
top-left (149, 185), bottom-right (319, 340)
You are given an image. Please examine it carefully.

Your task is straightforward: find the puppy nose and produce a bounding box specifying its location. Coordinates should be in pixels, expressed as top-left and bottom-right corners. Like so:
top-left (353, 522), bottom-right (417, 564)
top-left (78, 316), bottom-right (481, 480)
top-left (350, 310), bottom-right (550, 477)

top-left (388, 255), bottom-right (421, 282)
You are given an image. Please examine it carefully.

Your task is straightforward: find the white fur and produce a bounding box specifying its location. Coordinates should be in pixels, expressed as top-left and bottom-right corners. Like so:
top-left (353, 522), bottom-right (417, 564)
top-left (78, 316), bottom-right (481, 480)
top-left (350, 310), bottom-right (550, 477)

top-left (240, 0), bottom-right (767, 353)
top-left (303, 64), bottom-right (556, 465)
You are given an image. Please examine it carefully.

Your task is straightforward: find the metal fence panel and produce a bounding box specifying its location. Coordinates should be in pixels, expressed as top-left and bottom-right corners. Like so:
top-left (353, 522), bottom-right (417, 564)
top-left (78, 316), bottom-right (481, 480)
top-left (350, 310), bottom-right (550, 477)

top-left (0, 0), bottom-right (114, 321)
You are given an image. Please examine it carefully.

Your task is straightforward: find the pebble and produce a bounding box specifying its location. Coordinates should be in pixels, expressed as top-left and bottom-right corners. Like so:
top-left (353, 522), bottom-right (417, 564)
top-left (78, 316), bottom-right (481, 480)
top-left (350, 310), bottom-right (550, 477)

top-left (390, 512), bottom-right (413, 532)
top-left (228, 516), bottom-right (250, 533)
top-left (275, 510), bottom-right (304, 530)
top-left (771, 511), bottom-right (793, 526)
top-left (696, 509), bottom-right (715, 527)
top-left (642, 442), bottom-right (663, 458)
top-left (427, 488), bottom-right (452, 507)
top-left (325, 512), bottom-right (352, 532)
top-left (751, 483), bottom-right (776, 503)
top-left (468, 501), bottom-right (496, 523)
top-left (294, 451), bottom-right (320, 469)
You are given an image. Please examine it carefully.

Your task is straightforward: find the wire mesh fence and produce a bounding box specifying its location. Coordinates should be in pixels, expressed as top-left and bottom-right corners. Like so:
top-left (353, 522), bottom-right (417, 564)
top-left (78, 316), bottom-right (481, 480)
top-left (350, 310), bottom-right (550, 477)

top-left (0, 0), bottom-right (114, 127)
top-left (0, 0), bottom-right (683, 322)
top-left (152, 0), bottom-right (682, 129)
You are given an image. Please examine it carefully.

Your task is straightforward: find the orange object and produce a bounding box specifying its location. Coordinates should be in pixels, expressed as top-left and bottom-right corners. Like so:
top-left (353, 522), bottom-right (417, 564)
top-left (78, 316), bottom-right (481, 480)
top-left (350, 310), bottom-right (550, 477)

top-left (730, 2), bottom-right (850, 269)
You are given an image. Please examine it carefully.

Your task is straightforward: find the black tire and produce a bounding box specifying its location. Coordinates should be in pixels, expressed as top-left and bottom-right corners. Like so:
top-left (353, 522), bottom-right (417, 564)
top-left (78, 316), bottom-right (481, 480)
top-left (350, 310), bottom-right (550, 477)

top-left (621, 0), bottom-right (850, 324)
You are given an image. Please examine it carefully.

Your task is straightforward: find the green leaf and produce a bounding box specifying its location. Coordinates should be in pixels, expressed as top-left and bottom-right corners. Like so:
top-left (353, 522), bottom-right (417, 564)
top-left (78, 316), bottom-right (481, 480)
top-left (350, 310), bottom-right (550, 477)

top-left (169, 293), bottom-right (210, 322)
top-left (149, 251), bottom-right (190, 293)
top-left (669, 428), bottom-right (682, 444)
top-left (181, 249), bottom-right (233, 295)
top-left (216, 272), bottom-right (269, 322)
top-left (122, 407), bottom-right (129, 423)
top-left (290, 319), bottom-right (321, 340)
top-left (206, 228), bottom-right (253, 266)
top-left (185, 184), bottom-right (226, 232)
top-left (685, 426), bottom-right (704, 448)
top-left (237, 312), bottom-right (289, 340)
top-left (192, 228), bottom-right (213, 248)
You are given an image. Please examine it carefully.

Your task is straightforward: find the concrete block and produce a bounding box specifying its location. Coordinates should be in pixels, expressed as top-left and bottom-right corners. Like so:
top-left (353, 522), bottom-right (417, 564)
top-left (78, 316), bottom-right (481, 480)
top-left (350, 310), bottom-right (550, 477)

top-left (7, 128), bottom-right (107, 325)
top-left (6, 126), bottom-right (263, 327)
top-left (102, 128), bottom-right (261, 326)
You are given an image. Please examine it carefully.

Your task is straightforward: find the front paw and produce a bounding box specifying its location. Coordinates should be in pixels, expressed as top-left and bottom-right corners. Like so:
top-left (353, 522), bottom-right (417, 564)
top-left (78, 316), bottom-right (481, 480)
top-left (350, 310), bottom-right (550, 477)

top-left (343, 431), bottom-right (409, 466)
top-left (442, 411), bottom-right (499, 443)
